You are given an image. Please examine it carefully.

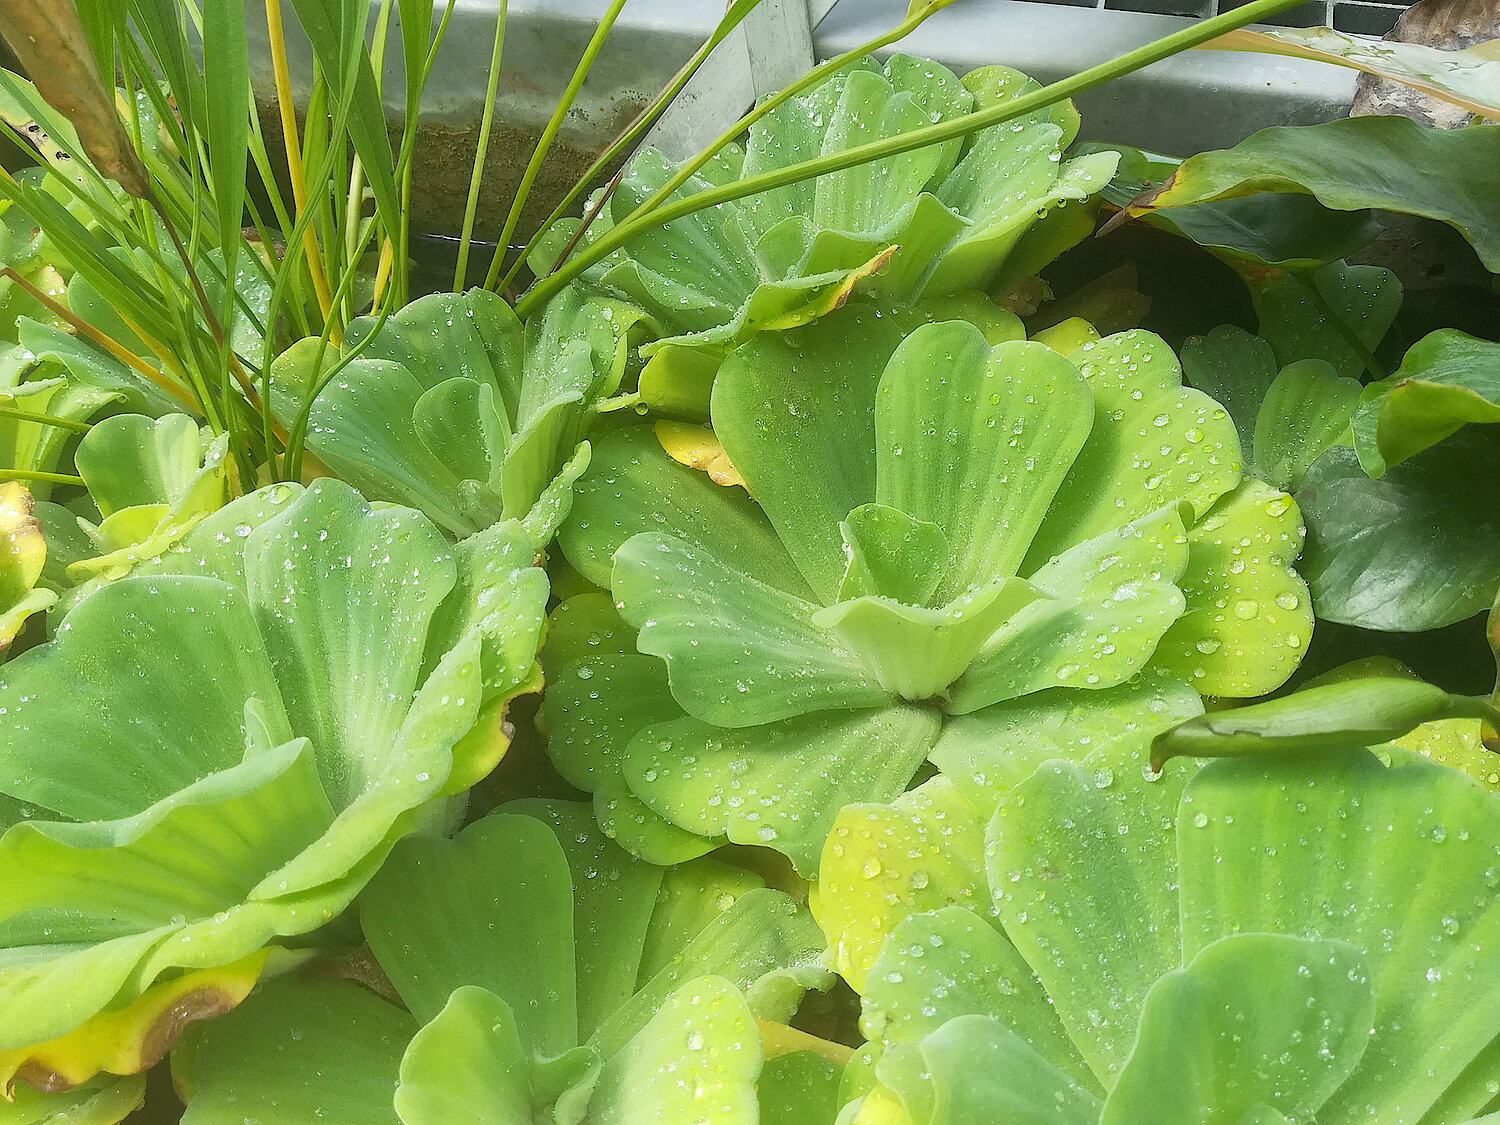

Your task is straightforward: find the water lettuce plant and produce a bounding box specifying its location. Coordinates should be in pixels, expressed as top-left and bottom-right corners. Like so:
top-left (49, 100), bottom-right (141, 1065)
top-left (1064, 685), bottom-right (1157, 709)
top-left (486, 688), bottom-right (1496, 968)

top-left (558, 56), bottom-right (1117, 367)
top-left (548, 305), bottom-right (1311, 872)
top-left (268, 286), bottom-right (644, 539)
top-left (824, 740), bottom-right (1500, 1123)
top-left (0, 478), bottom-right (550, 1087)
top-left (175, 800), bottom-right (833, 1124)
top-left (1, 0), bottom-right (1498, 1116)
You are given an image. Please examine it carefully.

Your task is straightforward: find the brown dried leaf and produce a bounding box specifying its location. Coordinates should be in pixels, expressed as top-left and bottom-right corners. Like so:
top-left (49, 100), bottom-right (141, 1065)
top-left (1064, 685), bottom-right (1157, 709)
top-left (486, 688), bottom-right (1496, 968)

top-left (0, 0), bottom-right (151, 197)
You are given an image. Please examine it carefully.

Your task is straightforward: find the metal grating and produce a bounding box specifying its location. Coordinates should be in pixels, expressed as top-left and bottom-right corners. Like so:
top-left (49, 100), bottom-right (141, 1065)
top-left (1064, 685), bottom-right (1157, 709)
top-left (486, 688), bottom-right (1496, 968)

top-left (1017, 0), bottom-right (1418, 34)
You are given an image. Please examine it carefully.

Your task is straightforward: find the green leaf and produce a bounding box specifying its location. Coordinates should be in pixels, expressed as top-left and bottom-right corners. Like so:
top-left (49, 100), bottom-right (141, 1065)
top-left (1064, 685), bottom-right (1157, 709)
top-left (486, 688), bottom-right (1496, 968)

top-left (1152, 675), bottom-right (1498, 766)
top-left (537, 597), bottom-right (717, 866)
top-left (1251, 360), bottom-right (1361, 491)
top-left (865, 1015), bottom-right (1100, 1125)
top-left (588, 976), bottom-right (761, 1125)
top-left (711, 305), bottom-right (900, 602)
top-left (0, 1074), bottom-right (144, 1125)
top-left (987, 751), bottom-right (1196, 1085)
top-left (623, 705), bottom-right (942, 877)
top-left (613, 532), bottom-right (888, 726)
top-left (64, 413), bottom-right (231, 583)
top-left (1178, 751), bottom-right (1500, 1122)
top-left (1132, 117), bottom-right (1500, 270)
top-left (862, 907), bottom-right (1096, 1091)
top-left (1181, 325), bottom-right (1277, 457)
top-left (0, 371), bottom-right (120, 501)
top-left (283, 0), bottom-right (401, 233)
top-left (1024, 330), bottom-right (1241, 567)
top-left (1297, 433), bottom-right (1500, 631)
top-left (952, 505), bottom-right (1191, 711)
top-left (836, 505), bottom-right (949, 606)
top-left (927, 66), bottom-right (1118, 294)
top-left (180, 979), bottom-right (413, 1125)
top-left (361, 802), bottom-right (828, 1109)
top-left (930, 670), bottom-right (1202, 812)
top-left (1353, 329), bottom-right (1500, 478)
top-left (560, 426), bottom-right (809, 597)
top-left (281, 288), bottom-right (630, 537)
top-left (1100, 934), bottom-right (1375, 1125)
top-left (1255, 262), bottom-right (1400, 382)
top-left (815, 578), bottom-right (1045, 701)
top-left (392, 987), bottom-right (538, 1125)
top-left (0, 480), bottom-right (547, 1046)
top-left (757, 1050), bottom-right (844, 1125)
top-left (597, 55), bottom-right (1110, 355)
top-left (1152, 479), bottom-right (1313, 698)
top-left (814, 778), bottom-right (991, 991)
top-left (873, 325), bottom-right (1092, 598)
top-left (361, 813), bottom-right (578, 1053)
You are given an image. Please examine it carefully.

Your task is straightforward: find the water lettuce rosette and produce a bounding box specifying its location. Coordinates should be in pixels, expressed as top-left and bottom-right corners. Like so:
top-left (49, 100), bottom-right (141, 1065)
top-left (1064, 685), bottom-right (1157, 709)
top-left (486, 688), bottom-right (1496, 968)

top-left (561, 56), bottom-right (1117, 366)
top-left (545, 305), bottom-right (1312, 872)
top-left (174, 800), bottom-right (835, 1124)
top-left (0, 476), bottom-right (550, 1092)
top-left (821, 739), bottom-right (1500, 1124)
top-left (271, 285), bottom-right (646, 540)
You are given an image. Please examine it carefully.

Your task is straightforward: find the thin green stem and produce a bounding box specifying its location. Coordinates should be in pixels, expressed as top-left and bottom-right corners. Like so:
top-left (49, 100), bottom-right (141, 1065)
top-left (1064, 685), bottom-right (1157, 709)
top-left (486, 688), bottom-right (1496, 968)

top-left (494, 0), bottom-right (772, 295)
top-left (481, 0), bottom-right (631, 290)
top-left (454, 0), bottom-right (511, 291)
top-left (0, 469), bottom-right (85, 486)
top-left (517, 0), bottom-right (1310, 317)
top-left (0, 406), bottom-right (93, 433)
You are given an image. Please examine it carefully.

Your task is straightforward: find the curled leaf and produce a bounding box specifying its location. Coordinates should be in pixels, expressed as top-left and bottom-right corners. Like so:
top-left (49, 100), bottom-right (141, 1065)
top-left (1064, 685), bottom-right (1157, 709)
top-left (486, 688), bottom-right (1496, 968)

top-left (1151, 675), bottom-right (1500, 767)
top-left (0, 2), bottom-right (150, 197)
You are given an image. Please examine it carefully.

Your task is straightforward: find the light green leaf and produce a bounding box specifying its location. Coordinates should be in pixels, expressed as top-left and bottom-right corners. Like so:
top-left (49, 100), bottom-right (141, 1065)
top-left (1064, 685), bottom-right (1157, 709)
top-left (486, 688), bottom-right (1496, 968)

top-left (613, 532), bottom-right (888, 726)
top-left (987, 751), bottom-right (1196, 1085)
top-left (865, 1015), bottom-right (1100, 1125)
top-left (862, 907), bottom-right (1095, 1091)
top-left (0, 479), bottom-right (547, 1047)
top-left (1178, 751), bottom-right (1500, 1123)
top-left (929, 66), bottom-right (1118, 294)
top-left (1353, 329), bottom-right (1500, 478)
top-left (930, 670), bottom-right (1202, 812)
top-left (624, 705), bottom-right (941, 876)
top-left (836, 504), bottom-right (949, 606)
top-left (814, 577), bottom-right (1045, 700)
top-left (599, 55), bottom-right (1109, 356)
top-left (560, 426), bottom-right (809, 596)
top-left (589, 976), bottom-right (760, 1125)
top-left (1153, 479), bottom-right (1313, 698)
top-left (180, 979), bottom-right (413, 1125)
top-left (953, 505), bottom-right (1191, 712)
top-left (711, 306), bottom-right (899, 602)
top-left (1100, 934), bottom-right (1374, 1125)
top-left (361, 813), bottom-right (578, 1054)
top-left (758, 1050), bottom-right (844, 1125)
top-left (874, 326), bottom-right (1092, 597)
top-left (1025, 330), bottom-right (1241, 567)
top-left (814, 778), bottom-right (990, 991)
top-left (0, 1074), bottom-right (144, 1125)
top-left (393, 987), bottom-right (539, 1125)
